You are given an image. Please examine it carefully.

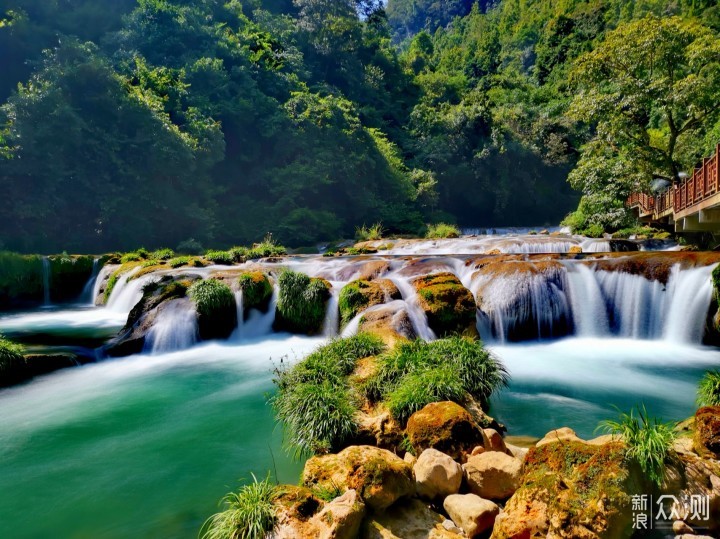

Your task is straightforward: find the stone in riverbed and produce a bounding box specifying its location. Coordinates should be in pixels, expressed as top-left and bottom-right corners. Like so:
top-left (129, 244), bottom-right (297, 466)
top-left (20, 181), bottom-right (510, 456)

top-left (310, 489), bottom-right (366, 539)
top-left (443, 493), bottom-right (499, 538)
top-left (413, 448), bottom-right (463, 500)
top-left (410, 272), bottom-right (478, 337)
top-left (463, 451), bottom-right (522, 500)
top-left (362, 498), bottom-right (463, 539)
top-left (339, 279), bottom-right (400, 328)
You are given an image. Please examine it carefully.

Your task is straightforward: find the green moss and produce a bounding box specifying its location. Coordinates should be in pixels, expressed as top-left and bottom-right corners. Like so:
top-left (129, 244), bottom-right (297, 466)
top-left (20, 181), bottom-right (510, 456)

top-left (237, 272), bottom-right (273, 311)
top-left (338, 279), bottom-right (398, 327)
top-left (151, 248), bottom-right (175, 260)
top-left (412, 273), bottom-right (476, 336)
top-left (188, 278), bottom-right (237, 340)
top-left (0, 252), bottom-right (43, 307)
top-left (204, 250), bottom-right (236, 265)
top-left (168, 256), bottom-right (192, 268)
top-left (275, 270), bottom-right (330, 334)
top-left (386, 365), bottom-right (465, 423)
top-left (698, 370), bottom-right (720, 407)
top-left (0, 334), bottom-right (25, 381)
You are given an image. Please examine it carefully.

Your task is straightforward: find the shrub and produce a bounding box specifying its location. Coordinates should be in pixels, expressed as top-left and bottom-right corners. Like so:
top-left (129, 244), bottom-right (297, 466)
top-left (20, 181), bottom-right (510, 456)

top-left (364, 337), bottom-right (508, 420)
top-left (237, 272), bottom-right (273, 310)
top-left (338, 280), bottom-right (377, 326)
top-left (151, 248), bottom-right (175, 260)
top-left (426, 223), bottom-right (461, 239)
top-left (275, 271), bottom-right (329, 334)
top-left (120, 252), bottom-right (143, 264)
top-left (188, 279), bottom-right (237, 340)
top-left (355, 222), bottom-right (384, 241)
top-left (201, 474), bottom-right (280, 539)
top-left (205, 250), bottom-right (236, 265)
top-left (272, 334), bottom-right (383, 455)
top-left (229, 246), bottom-right (249, 263)
top-left (582, 223), bottom-right (605, 238)
top-left (698, 370), bottom-right (720, 407)
top-left (141, 259), bottom-right (162, 268)
top-left (168, 256), bottom-right (192, 268)
top-left (598, 405), bottom-right (676, 487)
top-left (0, 335), bottom-right (25, 377)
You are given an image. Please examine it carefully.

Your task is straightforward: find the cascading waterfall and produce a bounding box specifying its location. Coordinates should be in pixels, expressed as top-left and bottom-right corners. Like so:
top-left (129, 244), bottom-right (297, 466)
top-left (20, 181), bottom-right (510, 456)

top-left (663, 264), bottom-right (717, 343)
top-left (80, 258), bottom-right (101, 305)
top-left (105, 267), bottom-right (149, 313)
top-left (144, 300), bottom-right (199, 354)
top-left (42, 257), bottom-right (51, 307)
top-left (232, 290), bottom-right (244, 339)
top-left (92, 264), bottom-right (115, 305)
top-left (388, 275), bottom-right (436, 341)
top-left (321, 284), bottom-right (341, 337)
top-left (236, 286), bottom-right (278, 340)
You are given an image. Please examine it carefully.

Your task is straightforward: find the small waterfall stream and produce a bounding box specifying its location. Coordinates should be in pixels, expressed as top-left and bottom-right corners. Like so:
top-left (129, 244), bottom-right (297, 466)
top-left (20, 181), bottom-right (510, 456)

top-left (388, 275), bottom-right (436, 341)
top-left (144, 300), bottom-right (199, 354)
top-left (105, 267), bottom-right (150, 313)
top-left (235, 286), bottom-right (278, 340)
top-left (42, 257), bottom-right (51, 307)
top-left (321, 284), bottom-right (341, 337)
top-left (80, 258), bottom-right (101, 305)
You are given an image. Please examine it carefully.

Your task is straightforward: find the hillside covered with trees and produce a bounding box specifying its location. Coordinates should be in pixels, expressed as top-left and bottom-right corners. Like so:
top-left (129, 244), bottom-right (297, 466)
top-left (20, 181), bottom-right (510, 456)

top-left (1, 0), bottom-right (719, 251)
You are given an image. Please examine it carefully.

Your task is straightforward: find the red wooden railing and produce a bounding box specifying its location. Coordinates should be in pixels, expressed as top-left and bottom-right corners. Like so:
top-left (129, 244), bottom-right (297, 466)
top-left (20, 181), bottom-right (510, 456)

top-left (627, 143), bottom-right (720, 220)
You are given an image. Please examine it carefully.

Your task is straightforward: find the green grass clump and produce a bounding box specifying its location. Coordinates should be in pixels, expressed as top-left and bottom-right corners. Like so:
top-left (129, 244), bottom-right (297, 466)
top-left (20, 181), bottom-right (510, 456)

top-left (168, 256), bottom-right (192, 268)
top-left (237, 272), bottom-right (273, 310)
top-left (141, 259), bottom-right (162, 268)
top-left (120, 248), bottom-right (150, 264)
top-left (355, 222), bottom-right (384, 241)
top-left (205, 250), bottom-right (236, 265)
top-left (697, 370), bottom-right (720, 407)
top-left (426, 223), bottom-right (461, 239)
top-left (272, 334), bottom-right (384, 456)
top-left (364, 337), bottom-right (508, 422)
top-left (0, 335), bottom-right (25, 376)
top-left (188, 279), bottom-right (235, 317)
top-left (151, 248), bottom-right (175, 260)
top-left (598, 404), bottom-right (676, 487)
top-left (0, 252), bottom-right (44, 305)
top-left (247, 234), bottom-right (287, 259)
top-left (275, 270), bottom-right (329, 334)
top-left (201, 474), bottom-right (280, 539)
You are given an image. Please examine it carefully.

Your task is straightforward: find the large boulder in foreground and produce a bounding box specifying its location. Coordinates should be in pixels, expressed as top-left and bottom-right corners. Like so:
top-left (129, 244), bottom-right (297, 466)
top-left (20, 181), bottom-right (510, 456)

top-left (491, 441), bottom-right (638, 539)
top-left (406, 401), bottom-right (488, 461)
top-left (695, 406), bottom-right (720, 459)
top-left (443, 494), bottom-right (499, 538)
top-left (411, 273), bottom-right (477, 337)
top-left (414, 448), bottom-right (463, 500)
top-left (362, 498), bottom-right (463, 539)
top-left (303, 446), bottom-right (414, 511)
top-left (463, 451), bottom-right (522, 500)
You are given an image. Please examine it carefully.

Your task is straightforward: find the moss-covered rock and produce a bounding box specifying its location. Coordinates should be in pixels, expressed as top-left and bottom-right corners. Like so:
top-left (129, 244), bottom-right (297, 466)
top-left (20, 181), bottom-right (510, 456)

top-left (275, 270), bottom-right (330, 335)
top-left (694, 406), bottom-right (720, 458)
top-left (358, 301), bottom-right (416, 346)
top-left (188, 278), bottom-right (237, 340)
top-left (302, 445), bottom-right (415, 511)
top-left (411, 273), bottom-right (477, 337)
top-left (491, 441), bottom-right (639, 539)
top-left (339, 279), bottom-right (400, 327)
top-left (362, 498), bottom-right (463, 538)
top-left (0, 336), bottom-right (27, 387)
top-left (48, 255), bottom-right (96, 302)
top-left (237, 271), bottom-right (273, 312)
top-left (406, 401), bottom-right (488, 461)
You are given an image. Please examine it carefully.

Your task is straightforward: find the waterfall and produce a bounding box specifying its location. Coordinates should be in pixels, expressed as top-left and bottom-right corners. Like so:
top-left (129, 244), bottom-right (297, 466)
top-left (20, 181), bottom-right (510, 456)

top-left (388, 275), bottom-right (436, 341)
top-left (80, 258), bottom-right (101, 305)
top-left (237, 286), bottom-right (278, 340)
top-left (321, 284), bottom-right (340, 337)
top-left (564, 264), bottom-right (609, 337)
top-left (661, 265), bottom-right (716, 343)
top-left (105, 267), bottom-right (148, 313)
top-left (341, 312), bottom-right (363, 338)
top-left (92, 264), bottom-right (115, 305)
top-left (42, 257), bottom-right (51, 307)
top-left (232, 290), bottom-right (244, 339)
top-left (143, 300), bottom-right (199, 354)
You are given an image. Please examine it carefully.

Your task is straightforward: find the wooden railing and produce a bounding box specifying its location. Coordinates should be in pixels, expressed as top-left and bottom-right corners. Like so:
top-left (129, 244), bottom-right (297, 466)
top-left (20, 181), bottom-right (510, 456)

top-left (627, 143), bottom-right (720, 221)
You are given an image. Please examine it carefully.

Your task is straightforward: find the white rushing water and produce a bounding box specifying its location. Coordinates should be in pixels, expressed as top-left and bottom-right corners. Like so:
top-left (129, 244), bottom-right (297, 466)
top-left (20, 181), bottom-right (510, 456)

top-left (144, 300), bottom-right (199, 354)
top-left (80, 258), bottom-right (101, 305)
top-left (322, 283), bottom-right (341, 337)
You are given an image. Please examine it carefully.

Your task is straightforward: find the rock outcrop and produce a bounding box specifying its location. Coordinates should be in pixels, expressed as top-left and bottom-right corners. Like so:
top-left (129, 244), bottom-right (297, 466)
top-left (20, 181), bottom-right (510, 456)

top-left (410, 273), bottom-right (477, 337)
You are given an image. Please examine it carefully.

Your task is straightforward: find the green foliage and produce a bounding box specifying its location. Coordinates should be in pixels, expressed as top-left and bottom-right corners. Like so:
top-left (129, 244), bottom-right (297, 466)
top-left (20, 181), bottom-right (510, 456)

top-left (188, 279), bottom-right (235, 318)
top-left (237, 272), bottom-right (273, 310)
top-left (168, 256), bottom-right (192, 268)
top-left (151, 248), bottom-right (175, 260)
top-left (201, 474), bottom-right (280, 539)
top-left (364, 337), bottom-right (508, 422)
top-left (205, 251), bottom-right (236, 265)
top-left (312, 481), bottom-right (343, 502)
top-left (272, 334), bottom-right (382, 456)
top-left (120, 252), bottom-right (145, 264)
top-left (247, 235), bottom-right (287, 259)
top-left (425, 223), bottom-right (461, 239)
top-left (0, 334), bottom-right (24, 375)
top-left (697, 370), bottom-right (720, 407)
top-left (275, 271), bottom-right (329, 334)
top-left (0, 252), bottom-right (43, 307)
top-left (598, 405), bottom-right (676, 487)
top-left (338, 281), bottom-right (371, 326)
top-left (355, 223), bottom-right (385, 241)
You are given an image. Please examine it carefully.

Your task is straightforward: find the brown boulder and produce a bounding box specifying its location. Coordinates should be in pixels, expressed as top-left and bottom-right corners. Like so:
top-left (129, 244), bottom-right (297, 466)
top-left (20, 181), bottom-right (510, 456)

top-left (413, 449), bottom-right (463, 500)
top-left (463, 451), bottom-right (522, 500)
top-left (410, 273), bottom-right (477, 337)
top-left (362, 498), bottom-right (464, 539)
top-left (443, 494), bottom-right (499, 538)
top-left (695, 406), bottom-right (720, 458)
top-left (406, 401), bottom-right (488, 461)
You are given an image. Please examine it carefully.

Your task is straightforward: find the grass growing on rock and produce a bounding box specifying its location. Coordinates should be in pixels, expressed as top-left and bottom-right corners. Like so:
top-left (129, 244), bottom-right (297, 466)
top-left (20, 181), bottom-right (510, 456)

top-left (201, 474), bottom-right (281, 539)
top-left (598, 404), bottom-right (676, 487)
top-left (275, 270), bottom-right (330, 334)
top-left (355, 222), bottom-right (384, 241)
top-left (237, 272), bottom-right (273, 310)
top-left (697, 370), bottom-right (720, 407)
top-left (272, 333), bottom-right (386, 456)
top-left (188, 279), bottom-right (235, 318)
top-left (425, 223), bottom-right (461, 239)
top-left (0, 334), bottom-right (25, 376)
top-left (364, 337), bottom-right (508, 423)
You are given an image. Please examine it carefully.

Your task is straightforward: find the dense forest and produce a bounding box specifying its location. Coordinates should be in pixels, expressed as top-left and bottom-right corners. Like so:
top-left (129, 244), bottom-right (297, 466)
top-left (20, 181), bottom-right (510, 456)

top-left (1, 0), bottom-right (719, 251)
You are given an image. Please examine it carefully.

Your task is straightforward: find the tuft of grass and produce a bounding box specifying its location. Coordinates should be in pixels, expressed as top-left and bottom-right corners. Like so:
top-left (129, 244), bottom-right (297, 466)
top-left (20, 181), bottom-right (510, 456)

top-left (355, 222), bottom-right (384, 241)
top-left (168, 256), bottom-right (192, 268)
top-left (237, 272), bottom-right (273, 310)
top-left (312, 481), bottom-right (343, 502)
top-left (598, 404), bottom-right (676, 487)
top-left (205, 250), bottom-right (236, 265)
top-left (275, 270), bottom-right (329, 334)
top-left (0, 334), bottom-right (25, 375)
top-left (248, 234), bottom-right (287, 259)
top-left (272, 334), bottom-right (383, 456)
top-left (425, 223), bottom-right (461, 239)
top-left (151, 248), bottom-right (175, 260)
top-left (201, 474), bottom-right (280, 539)
top-left (364, 337), bottom-right (508, 421)
top-left (120, 252), bottom-right (143, 264)
top-left (697, 370), bottom-right (720, 407)
top-left (188, 279), bottom-right (235, 318)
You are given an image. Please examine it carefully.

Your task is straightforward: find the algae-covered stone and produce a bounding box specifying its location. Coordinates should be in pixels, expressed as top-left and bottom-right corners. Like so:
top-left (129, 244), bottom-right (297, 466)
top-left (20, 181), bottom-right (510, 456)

top-left (275, 270), bottom-right (330, 335)
top-left (302, 445), bottom-right (414, 511)
top-left (695, 406), bottom-right (720, 458)
top-left (411, 273), bottom-right (477, 337)
top-left (237, 271), bottom-right (273, 311)
top-left (406, 401), bottom-right (488, 461)
top-left (339, 279), bottom-right (400, 327)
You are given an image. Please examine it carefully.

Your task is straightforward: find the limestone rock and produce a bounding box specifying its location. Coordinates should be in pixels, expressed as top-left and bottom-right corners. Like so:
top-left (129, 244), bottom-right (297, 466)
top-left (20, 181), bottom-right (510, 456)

top-left (443, 494), bottom-right (500, 538)
top-left (505, 443), bottom-right (528, 461)
top-left (362, 498), bottom-right (464, 539)
top-left (404, 452), bottom-right (417, 466)
top-left (483, 429), bottom-right (507, 453)
top-left (273, 486), bottom-right (324, 539)
top-left (536, 427), bottom-right (585, 447)
top-left (463, 452), bottom-right (522, 500)
top-left (672, 520), bottom-right (694, 534)
top-left (410, 272), bottom-right (477, 337)
top-left (339, 279), bottom-right (401, 327)
top-left (303, 446), bottom-right (414, 511)
top-left (406, 401), bottom-right (488, 461)
top-left (694, 406), bottom-right (720, 458)
top-left (414, 449), bottom-right (463, 500)
top-left (359, 300), bottom-right (417, 345)
top-left (310, 489), bottom-right (366, 539)
top-left (356, 410), bottom-right (404, 450)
